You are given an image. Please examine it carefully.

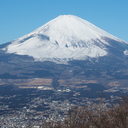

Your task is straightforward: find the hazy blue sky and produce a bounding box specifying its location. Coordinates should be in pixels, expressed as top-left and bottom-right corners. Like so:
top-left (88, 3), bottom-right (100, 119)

top-left (0, 0), bottom-right (128, 44)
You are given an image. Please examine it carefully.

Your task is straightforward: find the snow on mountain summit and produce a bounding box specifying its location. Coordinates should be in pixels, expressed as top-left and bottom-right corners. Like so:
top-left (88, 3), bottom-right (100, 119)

top-left (3, 15), bottom-right (127, 63)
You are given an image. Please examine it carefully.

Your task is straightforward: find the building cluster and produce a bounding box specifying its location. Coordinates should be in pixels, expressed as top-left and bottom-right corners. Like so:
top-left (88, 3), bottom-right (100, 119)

top-left (0, 85), bottom-right (127, 127)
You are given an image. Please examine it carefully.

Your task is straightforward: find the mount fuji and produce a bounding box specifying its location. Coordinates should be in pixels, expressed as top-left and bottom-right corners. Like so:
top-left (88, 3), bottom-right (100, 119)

top-left (1, 15), bottom-right (128, 88)
top-left (1, 15), bottom-right (128, 120)
top-left (2, 15), bottom-right (128, 63)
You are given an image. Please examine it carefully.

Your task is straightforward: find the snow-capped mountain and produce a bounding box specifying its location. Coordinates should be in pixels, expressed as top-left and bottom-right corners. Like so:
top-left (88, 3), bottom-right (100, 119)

top-left (1, 15), bottom-right (128, 88)
top-left (2, 15), bottom-right (128, 63)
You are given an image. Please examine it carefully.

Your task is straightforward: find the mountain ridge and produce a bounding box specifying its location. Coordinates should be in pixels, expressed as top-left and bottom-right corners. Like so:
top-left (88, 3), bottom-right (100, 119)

top-left (1, 15), bottom-right (128, 63)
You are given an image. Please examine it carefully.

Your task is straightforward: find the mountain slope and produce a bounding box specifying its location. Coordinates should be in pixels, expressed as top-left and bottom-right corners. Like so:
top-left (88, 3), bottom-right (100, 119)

top-left (2, 15), bottom-right (128, 63)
